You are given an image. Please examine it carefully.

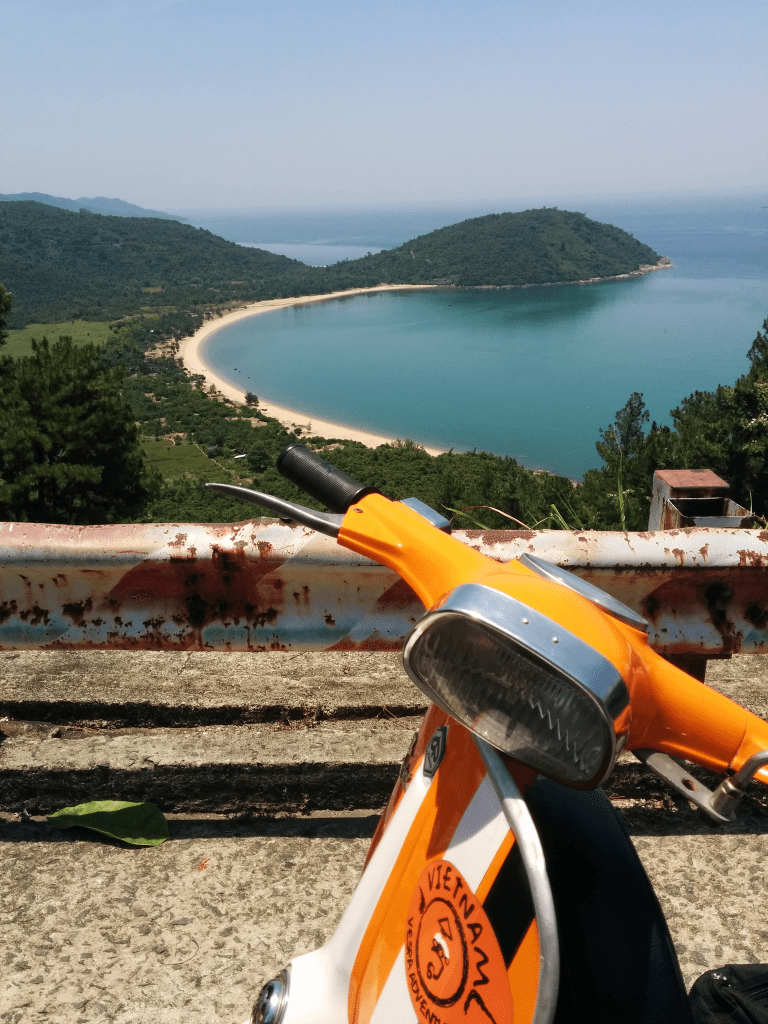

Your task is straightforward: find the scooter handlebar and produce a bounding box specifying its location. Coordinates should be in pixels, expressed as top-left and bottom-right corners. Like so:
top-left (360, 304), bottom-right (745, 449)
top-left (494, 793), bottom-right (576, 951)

top-left (275, 446), bottom-right (768, 796)
top-left (277, 444), bottom-right (379, 513)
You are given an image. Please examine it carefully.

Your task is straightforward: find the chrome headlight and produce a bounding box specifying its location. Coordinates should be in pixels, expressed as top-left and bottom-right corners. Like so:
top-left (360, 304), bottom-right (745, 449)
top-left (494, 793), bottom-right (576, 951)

top-left (403, 584), bottom-right (630, 788)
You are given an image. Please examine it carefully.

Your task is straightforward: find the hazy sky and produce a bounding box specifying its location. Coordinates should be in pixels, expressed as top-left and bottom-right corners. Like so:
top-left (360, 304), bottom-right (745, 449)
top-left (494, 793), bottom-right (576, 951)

top-left (2, 0), bottom-right (766, 211)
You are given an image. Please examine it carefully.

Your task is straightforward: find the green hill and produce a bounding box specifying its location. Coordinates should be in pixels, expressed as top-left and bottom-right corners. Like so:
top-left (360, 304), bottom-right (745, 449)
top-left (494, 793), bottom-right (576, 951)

top-left (0, 201), bottom-right (663, 326)
top-left (0, 201), bottom-right (316, 325)
top-left (325, 208), bottom-right (661, 288)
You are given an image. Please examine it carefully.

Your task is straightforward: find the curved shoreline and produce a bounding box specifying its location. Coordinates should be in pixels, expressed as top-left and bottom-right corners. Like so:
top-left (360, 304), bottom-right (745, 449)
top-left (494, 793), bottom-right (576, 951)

top-left (177, 261), bottom-right (670, 458)
top-left (177, 284), bottom-right (447, 455)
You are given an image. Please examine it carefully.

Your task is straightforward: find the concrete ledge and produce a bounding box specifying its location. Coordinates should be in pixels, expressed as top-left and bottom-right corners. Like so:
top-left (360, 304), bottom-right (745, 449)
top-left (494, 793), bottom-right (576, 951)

top-left (0, 719), bottom-right (419, 814)
top-left (3, 650), bottom-right (766, 723)
top-left (0, 649), bottom-right (421, 726)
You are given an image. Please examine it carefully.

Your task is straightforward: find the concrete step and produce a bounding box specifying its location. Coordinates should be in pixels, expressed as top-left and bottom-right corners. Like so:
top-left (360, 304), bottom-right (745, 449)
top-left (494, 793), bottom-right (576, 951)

top-left (0, 649), bottom-right (423, 726)
top-left (3, 651), bottom-right (765, 724)
top-left (0, 651), bottom-right (425, 814)
top-left (2, 650), bottom-right (768, 817)
top-left (3, 655), bottom-right (768, 1019)
top-left (0, 718), bottom-right (419, 815)
top-left (4, 716), bottom-right (768, 825)
top-left (3, 651), bottom-right (767, 726)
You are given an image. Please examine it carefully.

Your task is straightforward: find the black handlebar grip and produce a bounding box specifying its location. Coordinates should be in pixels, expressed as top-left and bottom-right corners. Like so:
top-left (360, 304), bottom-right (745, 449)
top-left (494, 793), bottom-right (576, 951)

top-left (276, 444), bottom-right (380, 512)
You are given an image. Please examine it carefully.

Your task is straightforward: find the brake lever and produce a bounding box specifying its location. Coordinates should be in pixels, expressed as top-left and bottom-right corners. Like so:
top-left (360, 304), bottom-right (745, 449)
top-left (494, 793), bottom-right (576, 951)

top-left (204, 482), bottom-right (344, 537)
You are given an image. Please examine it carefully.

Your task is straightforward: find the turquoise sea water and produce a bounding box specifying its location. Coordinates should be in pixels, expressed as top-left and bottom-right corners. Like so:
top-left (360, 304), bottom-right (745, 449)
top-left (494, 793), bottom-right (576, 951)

top-left (201, 200), bottom-right (767, 480)
top-left (239, 242), bottom-right (382, 265)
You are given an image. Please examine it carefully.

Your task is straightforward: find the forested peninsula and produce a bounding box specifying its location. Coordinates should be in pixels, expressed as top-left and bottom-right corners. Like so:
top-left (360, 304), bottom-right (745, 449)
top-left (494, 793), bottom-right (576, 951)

top-left (1, 198), bottom-right (765, 532)
top-left (320, 209), bottom-right (663, 288)
top-left (0, 201), bottom-right (662, 327)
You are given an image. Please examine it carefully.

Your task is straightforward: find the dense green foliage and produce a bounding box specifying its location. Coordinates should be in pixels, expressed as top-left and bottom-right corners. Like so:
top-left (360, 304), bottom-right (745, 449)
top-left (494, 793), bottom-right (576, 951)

top-left (324, 209), bottom-right (661, 288)
top-left (0, 283), bottom-right (11, 347)
top-left (0, 336), bottom-right (152, 523)
top-left (0, 202), bottom-right (661, 327)
top-left (576, 318), bottom-right (768, 529)
top-left (670, 318), bottom-right (768, 514)
top-left (0, 201), bottom-right (320, 326)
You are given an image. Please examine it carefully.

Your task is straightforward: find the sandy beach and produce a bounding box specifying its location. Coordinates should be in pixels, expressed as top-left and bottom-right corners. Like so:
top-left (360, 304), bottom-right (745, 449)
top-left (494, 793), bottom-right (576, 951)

top-left (177, 285), bottom-right (446, 455)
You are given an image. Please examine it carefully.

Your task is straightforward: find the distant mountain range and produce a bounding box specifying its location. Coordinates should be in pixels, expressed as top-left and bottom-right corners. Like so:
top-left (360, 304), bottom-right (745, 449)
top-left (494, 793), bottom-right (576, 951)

top-left (0, 192), bottom-right (186, 221)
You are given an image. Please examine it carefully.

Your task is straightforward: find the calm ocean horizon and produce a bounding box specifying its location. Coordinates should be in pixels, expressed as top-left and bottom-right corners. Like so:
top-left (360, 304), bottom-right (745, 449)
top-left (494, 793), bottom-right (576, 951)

top-left (199, 197), bottom-right (767, 480)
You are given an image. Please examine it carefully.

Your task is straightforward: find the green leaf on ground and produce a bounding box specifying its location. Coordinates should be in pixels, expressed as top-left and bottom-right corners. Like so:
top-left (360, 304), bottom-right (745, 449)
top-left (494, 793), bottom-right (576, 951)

top-left (47, 800), bottom-right (169, 846)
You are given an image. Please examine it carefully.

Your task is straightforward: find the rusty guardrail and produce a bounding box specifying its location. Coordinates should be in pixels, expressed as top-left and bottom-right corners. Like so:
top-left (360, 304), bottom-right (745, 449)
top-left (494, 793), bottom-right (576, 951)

top-left (1, 518), bottom-right (766, 659)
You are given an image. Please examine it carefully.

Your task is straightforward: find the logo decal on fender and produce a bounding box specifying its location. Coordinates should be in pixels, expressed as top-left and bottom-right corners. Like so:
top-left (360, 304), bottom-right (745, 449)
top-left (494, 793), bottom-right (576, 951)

top-left (406, 859), bottom-right (512, 1024)
top-left (423, 726), bottom-right (447, 778)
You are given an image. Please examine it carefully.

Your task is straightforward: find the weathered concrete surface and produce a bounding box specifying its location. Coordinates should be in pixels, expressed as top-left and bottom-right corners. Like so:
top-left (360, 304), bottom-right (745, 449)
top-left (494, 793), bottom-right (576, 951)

top-left (704, 654), bottom-right (768, 717)
top-left (3, 720), bottom-right (768, 819)
top-left (2, 811), bottom-right (768, 1022)
top-left (1, 651), bottom-right (768, 1020)
top-left (0, 651), bottom-right (421, 814)
top-left (0, 811), bottom-right (376, 1024)
top-left (3, 649), bottom-right (766, 723)
top-left (3, 650), bottom-right (768, 816)
top-left (635, 830), bottom-right (768, 992)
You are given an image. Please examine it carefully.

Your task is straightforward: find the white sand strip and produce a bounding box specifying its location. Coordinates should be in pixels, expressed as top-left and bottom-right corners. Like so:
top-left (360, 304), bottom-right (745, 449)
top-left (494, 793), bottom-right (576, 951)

top-left (177, 285), bottom-right (446, 455)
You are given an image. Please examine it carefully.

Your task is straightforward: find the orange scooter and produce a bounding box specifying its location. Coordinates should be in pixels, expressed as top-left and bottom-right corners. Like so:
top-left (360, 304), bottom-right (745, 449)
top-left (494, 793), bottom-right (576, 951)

top-left (208, 445), bottom-right (768, 1024)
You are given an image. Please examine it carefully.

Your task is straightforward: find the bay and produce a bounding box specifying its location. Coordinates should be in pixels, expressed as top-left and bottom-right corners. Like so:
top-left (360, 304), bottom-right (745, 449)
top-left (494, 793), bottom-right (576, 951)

top-left (201, 200), bottom-right (767, 480)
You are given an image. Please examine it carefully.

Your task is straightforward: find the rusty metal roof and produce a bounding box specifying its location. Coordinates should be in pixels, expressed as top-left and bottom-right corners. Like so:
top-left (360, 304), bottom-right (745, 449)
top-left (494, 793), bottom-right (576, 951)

top-left (654, 469), bottom-right (729, 491)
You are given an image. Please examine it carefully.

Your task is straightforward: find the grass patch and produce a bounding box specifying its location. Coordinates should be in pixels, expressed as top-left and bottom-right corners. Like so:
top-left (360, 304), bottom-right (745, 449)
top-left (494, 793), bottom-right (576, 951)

top-left (4, 321), bottom-right (113, 359)
top-left (141, 439), bottom-right (230, 482)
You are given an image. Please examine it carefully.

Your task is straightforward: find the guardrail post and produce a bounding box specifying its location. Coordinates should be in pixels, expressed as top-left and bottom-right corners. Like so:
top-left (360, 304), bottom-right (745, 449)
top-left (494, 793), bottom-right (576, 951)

top-left (649, 470), bottom-right (760, 680)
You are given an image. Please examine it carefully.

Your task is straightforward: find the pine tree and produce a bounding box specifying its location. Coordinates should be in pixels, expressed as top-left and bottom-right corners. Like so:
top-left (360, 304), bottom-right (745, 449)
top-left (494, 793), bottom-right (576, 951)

top-left (0, 336), bottom-right (153, 523)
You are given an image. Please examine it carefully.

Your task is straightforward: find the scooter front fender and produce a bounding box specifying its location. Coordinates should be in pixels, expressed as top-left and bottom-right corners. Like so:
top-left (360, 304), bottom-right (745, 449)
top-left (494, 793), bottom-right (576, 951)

top-left (275, 707), bottom-right (559, 1024)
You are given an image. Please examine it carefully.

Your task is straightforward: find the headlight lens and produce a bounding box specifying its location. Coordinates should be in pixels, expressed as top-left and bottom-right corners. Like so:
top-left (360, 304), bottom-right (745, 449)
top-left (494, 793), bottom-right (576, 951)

top-left (403, 584), bottom-right (629, 788)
